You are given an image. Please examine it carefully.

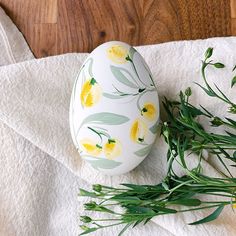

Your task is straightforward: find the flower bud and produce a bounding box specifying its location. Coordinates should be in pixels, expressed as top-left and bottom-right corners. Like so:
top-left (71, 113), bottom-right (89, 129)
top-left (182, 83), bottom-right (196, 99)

top-left (205, 48), bottom-right (213, 59)
top-left (211, 117), bottom-right (223, 127)
top-left (185, 87), bottom-right (192, 97)
top-left (84, 201), bottom-right (97, 210)
top-left (80, 225), bottom-right (90, 231)
top-left (229, 105), bottom-right (236, 114)
top-left (80, 216), bottom-right (92, 223)
top-left (213, 63), bottom-right (225, 68)
top-left (92, 184), bottom-right (102, 192)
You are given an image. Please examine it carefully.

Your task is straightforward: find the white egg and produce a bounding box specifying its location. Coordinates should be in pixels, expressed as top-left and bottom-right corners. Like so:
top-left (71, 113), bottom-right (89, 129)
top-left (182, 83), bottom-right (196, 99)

top-left (70, 41), bottom-right (159, 175)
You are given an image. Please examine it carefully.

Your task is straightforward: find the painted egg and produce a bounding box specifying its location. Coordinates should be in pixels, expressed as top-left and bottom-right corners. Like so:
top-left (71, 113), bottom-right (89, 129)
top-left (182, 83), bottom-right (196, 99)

top-left (70, 41), bottom-right (159, 175)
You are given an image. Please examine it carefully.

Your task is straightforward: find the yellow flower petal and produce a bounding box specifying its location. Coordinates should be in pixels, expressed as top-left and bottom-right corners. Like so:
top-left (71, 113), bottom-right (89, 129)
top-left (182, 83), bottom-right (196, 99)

top-left (130, 119), bottom-right (147, 143)
top-left (107, 45), bottom-right (128, 64)
top-left (80, 138), bottom-right (102, 156)
top-left (233, 199), bottom-right (236, 209)
top-left (103, 139), bottom-right (122, 159)
top-left (80, 78), bottom-right (102, 107)
top-left (141, 103), bottom-right (157, 121)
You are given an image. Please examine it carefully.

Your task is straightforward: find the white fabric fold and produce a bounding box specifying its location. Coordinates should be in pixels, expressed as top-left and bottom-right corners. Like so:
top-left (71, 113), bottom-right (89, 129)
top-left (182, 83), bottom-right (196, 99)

top-left (0, 5), bottom-right (236, 235)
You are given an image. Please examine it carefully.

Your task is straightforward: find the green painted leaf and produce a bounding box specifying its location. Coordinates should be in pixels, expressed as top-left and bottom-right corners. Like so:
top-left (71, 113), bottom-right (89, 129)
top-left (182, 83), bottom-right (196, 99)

top-left (149, 121), bottom-right (159, 134)
top-left (231, 76), bottom-right (236, 88)
top-left (86, 158), bottom-right (122, 170)
top-left (103, 92), bottom-right (123, 99)
top-left (110, 65), bottom-right (139, 89)
top-left (80, 112), bottom-right (129, 127)
top-left (129, 47), bottom-right (137, 60)
top-left (134, 144), bottom-right (153, 157)
top-left (189, 205), bottom-right (224, 225)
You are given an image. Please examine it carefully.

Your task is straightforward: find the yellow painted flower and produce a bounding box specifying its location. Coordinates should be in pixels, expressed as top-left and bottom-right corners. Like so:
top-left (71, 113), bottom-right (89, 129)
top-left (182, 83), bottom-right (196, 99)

top-left (80, 78), bottom-right (102, 107)
top-left (107, 45), bottom-right (128, 64)
top-left (80, 138), bottom-right (102, 156)
top-left (141, 103), bottom-right (157, 121)
top-left (233, 199), bottom-right (236, 209)
top-left (103, 139), bottom-right (122, 159)
top-left (130, 119), bottom-right (148, 143)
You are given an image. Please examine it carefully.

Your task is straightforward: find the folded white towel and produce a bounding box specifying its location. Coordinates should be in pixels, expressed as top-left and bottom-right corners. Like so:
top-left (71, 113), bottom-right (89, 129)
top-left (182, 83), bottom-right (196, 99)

top-left (0, 6), bottom-right (235, 236)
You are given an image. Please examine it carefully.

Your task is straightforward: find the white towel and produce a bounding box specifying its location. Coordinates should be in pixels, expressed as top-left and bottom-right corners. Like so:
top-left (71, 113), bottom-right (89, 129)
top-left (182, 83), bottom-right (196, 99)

top-left (0, 6), bottom-right (235, 236)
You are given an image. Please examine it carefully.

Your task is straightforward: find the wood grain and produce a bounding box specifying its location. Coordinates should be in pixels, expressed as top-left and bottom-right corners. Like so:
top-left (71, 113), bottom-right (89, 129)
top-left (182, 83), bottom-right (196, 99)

top-left (0, 0), bottom-right (233, 58)
top-left (231, 0), bottom-right (236, 35)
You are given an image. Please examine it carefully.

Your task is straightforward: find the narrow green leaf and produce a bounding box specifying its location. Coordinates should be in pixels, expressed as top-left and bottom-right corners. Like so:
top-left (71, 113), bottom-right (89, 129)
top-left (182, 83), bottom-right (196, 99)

top-left (225, 117), bottom-right (236, 127)
top-left (195, 83), bottom-right (215, 97)
top-left (214, 83), bottom-right (231, 102)
top-left (232, 65), bottom-right (236, 71)
top-left (187, 106), bottom-right (204, 117)
top-left (80, 112), bottom-right (129, 127)
top-left (177, 138), bottom-right (187, 168)
top-left (172, 198), bottom-right (201, 206)
top-left (189, 205), bottom-right (224, 225)
top-left (134, 144), bottom-right (153, 157)
top-left (231, 76), bottom-right (236, 88)
top-left (80, 227), bottom-right (98, 235)
top-left (111, 196), bottom-right (142, 204)
top-left (111, 65), bottom-right (139, 89)
top-left (121, 183), bottom-right (147, 192)
top-left (152, 206), bottom-right (177, 213)
top-left (126, 206), bottom-right (155, 215)
top-left (132, 220), bottom-right (143, 227)
top-left (79, 189), bottom-right (97, 197)
top-left (233, 151), bottom-right (236, 158)
top-left (118, 223), bottom-right (132, 236)
top-left (144, 217), bottom-right (152, 225)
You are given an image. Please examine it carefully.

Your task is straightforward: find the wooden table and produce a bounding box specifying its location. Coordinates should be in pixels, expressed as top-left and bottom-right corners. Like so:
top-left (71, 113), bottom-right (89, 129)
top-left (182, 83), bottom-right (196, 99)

top-left (0, 0), bottom-right (235, 58)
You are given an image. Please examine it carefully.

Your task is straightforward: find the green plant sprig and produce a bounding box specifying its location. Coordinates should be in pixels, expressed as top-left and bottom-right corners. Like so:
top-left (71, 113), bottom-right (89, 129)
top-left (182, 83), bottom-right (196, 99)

top-left (79, 48), bottom-right (236, 235)
top-left (79, 163), bottom-right (236, 235)
top-left (162, 89), bottom-right (236, 178)
top-left (162, 48), bottom-right (236, 178)
top-left (199, 47), bottom-right (236, 113)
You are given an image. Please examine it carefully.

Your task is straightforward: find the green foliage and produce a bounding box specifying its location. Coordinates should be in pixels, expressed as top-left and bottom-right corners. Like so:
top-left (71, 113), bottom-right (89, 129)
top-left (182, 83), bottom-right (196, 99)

top-left (78, 48), bottom-right (236, 235)
top-left (189, 205), bottom-right (224, 225)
